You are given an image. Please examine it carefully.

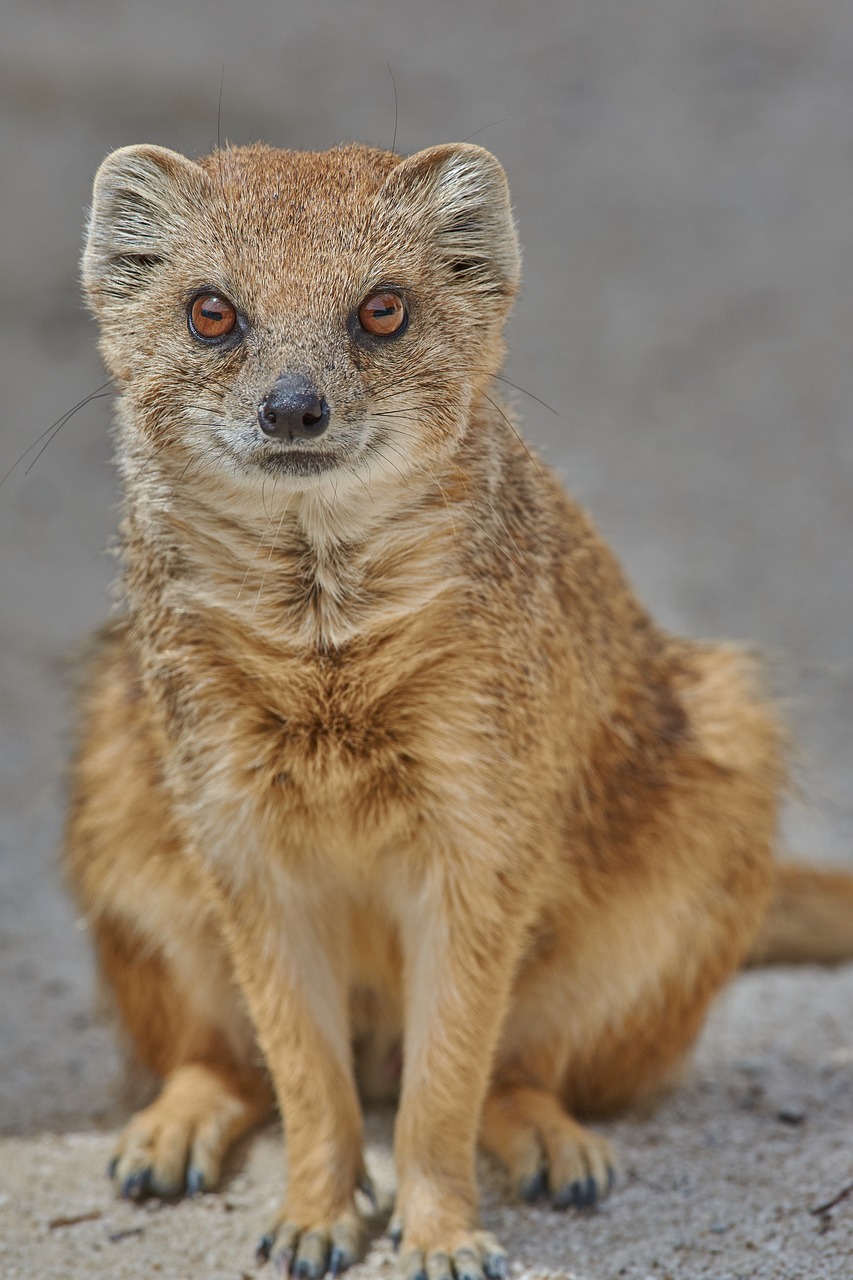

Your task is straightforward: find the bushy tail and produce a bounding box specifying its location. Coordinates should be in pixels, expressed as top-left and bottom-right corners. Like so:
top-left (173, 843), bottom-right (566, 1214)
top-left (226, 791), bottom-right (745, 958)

top-left (747, 863), bottom-right (853, 966)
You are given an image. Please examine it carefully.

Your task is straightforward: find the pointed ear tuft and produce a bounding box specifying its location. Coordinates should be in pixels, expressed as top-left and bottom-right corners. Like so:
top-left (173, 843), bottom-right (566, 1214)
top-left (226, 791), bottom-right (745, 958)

top-left (382, 144), bottom-right (521, 299)
top-left (82, 145), bottom-right (209, 309)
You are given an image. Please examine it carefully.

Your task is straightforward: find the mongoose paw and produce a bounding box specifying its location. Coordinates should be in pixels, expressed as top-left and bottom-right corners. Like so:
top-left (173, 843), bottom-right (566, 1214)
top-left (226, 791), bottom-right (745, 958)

top-left (481, 1085), bottom-right (617, 1211)
top-left (519, 1162), bottom-right (616, 1210)
top-left (513, 1121), bottom-right (616, 1210)
top-left (109, 1063), bottom-right (262, 1200)
top-left (110, 1119), bottom-right (210, 1201)
top-left (389, 1222), bottom-right (508, 1280)
top-left (256, 1208), bottom-right (365, 1278)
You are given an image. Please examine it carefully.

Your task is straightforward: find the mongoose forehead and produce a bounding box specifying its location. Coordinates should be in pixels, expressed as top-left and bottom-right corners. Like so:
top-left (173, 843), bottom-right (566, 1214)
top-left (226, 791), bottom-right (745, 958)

top-left (195, 142), bottom-right (402, 251)
top-left (190, 143), bottom-right (406, 315)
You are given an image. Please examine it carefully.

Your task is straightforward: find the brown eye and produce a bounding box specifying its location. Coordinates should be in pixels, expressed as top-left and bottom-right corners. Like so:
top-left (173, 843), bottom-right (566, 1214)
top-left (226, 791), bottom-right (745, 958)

top-left (357, 290), bottom-right (407, 337)
top-left (189, 293), bottom-right (238, 341)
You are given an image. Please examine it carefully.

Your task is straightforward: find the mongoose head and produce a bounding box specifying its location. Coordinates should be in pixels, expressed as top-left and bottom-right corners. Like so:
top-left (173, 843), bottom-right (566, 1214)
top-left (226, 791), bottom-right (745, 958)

top-left (82, 141), bottom-right (520, 497)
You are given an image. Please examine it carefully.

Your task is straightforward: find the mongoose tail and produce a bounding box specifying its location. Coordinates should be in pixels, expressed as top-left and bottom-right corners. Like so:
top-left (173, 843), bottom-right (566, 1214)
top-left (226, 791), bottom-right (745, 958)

top-left (748, 863), bottom-right (853, 965)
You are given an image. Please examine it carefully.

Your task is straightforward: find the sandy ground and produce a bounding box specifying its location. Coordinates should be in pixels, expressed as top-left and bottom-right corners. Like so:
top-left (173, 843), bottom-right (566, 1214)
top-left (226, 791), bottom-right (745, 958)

top-left (3, 970), bottom-right (853, 1279)
top-left (1, 2), bottom-right (852, 1277)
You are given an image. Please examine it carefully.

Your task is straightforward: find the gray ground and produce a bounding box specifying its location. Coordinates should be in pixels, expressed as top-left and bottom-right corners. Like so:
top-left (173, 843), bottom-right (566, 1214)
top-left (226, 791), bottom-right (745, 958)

top-left (1, 2), bottom-right (851, 1277)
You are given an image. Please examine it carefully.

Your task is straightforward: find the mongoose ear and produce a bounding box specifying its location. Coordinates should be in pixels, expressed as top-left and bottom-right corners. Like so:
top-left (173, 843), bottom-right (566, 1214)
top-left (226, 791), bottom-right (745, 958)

top-left (381, 144), bottom-right (521, 298)
top-left (82, 145), bottom-right (210, 310)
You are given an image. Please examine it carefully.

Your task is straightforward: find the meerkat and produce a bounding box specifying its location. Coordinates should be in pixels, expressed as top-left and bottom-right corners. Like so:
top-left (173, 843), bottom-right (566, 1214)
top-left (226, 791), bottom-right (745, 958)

top-left (66, 139), bottom-right (853, 1280)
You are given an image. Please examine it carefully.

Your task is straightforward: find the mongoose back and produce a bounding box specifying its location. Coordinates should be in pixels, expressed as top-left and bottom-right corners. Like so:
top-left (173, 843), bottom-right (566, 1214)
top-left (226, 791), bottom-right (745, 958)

top-left (67, 139), bottom-right (853, 1280)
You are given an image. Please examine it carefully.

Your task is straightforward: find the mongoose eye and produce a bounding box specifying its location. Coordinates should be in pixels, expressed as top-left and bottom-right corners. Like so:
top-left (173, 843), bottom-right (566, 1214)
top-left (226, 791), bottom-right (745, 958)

top-left (357, 290), bottom-right (408, 337)
top-left (188, 292), bottom-right (239, 342)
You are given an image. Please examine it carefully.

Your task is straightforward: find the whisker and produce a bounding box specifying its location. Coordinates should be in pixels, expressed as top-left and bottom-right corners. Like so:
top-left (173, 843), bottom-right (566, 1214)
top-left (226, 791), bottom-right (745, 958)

top-left (370, 439), bottom-right (412, 486)
top-left (460, 118), bottom-right (510, 144)
top-left (1, 380), bottom-right (115, 487)
top-left (368, 423), bottom-right (525, 571)
top-left (252, 490), bottom-right (292, 615)
top-left (482, 391), bottom-right (542, 475)
top-left (418, 462), bottom-right (460, 546)
top-left (491, 373), bottom-right (558, 416)
top-left (128, 435), bottom-right (178, 484)
top-left (368, 367), bottom-right (558, 418)
top-left (349, 463), bottom-right (375, 504)
top-left (217, 67), bottom-right (225, 153)
top-left (386, 62), bottom-right (399, 155)
top-left (238, 516), bottom-right (276, 600)
top-left (164, 456), bottom-right (202, 504)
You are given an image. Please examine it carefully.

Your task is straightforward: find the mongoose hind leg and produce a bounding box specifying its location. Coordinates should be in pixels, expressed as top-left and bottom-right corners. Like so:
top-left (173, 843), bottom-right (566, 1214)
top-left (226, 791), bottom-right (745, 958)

top-left (482, 874), bottom-right (758, 1213)
top-left (480, 923), bottom-right (710, 1213)
top-left (484, 643), bottom-right (781, 1210)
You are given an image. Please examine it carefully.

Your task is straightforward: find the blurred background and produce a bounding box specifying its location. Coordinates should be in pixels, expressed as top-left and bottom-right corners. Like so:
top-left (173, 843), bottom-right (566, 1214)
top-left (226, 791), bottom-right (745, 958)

top-left (1, 0), bottom-right (851, 1136)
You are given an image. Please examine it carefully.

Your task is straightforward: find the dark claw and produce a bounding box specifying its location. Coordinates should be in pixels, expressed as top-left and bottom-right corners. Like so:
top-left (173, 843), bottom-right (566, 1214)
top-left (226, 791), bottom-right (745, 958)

top-left (293, 1260), bottom-right (321, 1280)
top-left (390, 1220), bottom-right (403, 1251)
top-left (552, 1177), bottom-right (581, 1210)
top-left (579, 1174), bottom-right (598, 1207)
top-left (121, 1167), bottom-right (151, 1201)
top-left (517, 1167), bottom-right (548, 1203)
top-left (483, 1253), bottom-right (509, 1280)
top-left (106, 1156), bottom-right (119, 1179)
top-left (294, 1234), bottom-right (330, 1280)
top-left (329, 1246), bottom-right (351, 1276)
top-left (356, 1170), bottom-right (378, 1211)
top-left (186, 1166), bottom-right (205, 1195)
top-left (553, 1174), bottom-right (598, 1210)
top-left (256, 1232), bottom-right (276, 1264)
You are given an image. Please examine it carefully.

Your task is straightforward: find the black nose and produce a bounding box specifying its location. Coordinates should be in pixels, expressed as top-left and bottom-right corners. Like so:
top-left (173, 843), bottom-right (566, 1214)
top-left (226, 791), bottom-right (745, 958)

top-left (258, 374), bottom-right (330, 441)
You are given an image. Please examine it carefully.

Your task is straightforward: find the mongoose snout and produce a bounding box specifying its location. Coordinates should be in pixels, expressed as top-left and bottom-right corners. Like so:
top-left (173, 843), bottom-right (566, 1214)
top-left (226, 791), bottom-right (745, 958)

top-left (258, 372), bottom-right (331, 441)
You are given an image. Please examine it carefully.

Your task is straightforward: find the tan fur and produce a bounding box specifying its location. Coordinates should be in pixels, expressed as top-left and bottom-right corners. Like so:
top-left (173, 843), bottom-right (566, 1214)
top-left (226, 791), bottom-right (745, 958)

top-left (64, 139), bottom-right (847, 1277)
top-left (749, 864), bottom-right (853, 965)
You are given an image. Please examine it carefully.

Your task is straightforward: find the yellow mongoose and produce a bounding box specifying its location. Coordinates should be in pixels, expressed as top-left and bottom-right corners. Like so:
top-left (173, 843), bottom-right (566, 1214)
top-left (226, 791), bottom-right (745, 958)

top-left (67, 140), bottom-right (853, 1280)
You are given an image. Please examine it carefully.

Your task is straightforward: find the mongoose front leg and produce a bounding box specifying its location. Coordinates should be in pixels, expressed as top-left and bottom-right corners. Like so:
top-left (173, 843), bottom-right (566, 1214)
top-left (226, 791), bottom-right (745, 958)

top-left (390, 859), bottom-right (531, 1280)
top-left (210, 873), bottom-right (368, 1279)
